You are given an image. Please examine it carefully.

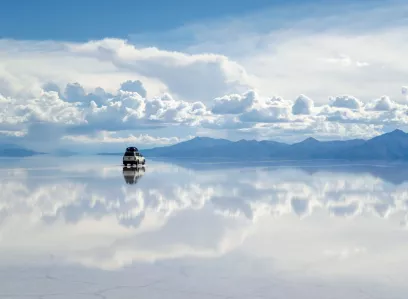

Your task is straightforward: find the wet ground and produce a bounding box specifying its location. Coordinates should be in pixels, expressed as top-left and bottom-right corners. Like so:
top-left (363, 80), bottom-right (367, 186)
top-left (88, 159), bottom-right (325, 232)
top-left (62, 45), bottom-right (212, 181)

top-left (0, 155), bottom-right (406, 298)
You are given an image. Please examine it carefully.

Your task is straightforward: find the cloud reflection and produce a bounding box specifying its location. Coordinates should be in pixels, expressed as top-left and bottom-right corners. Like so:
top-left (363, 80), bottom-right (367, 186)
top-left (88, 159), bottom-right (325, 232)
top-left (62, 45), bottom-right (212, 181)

top-left (1, 158), bottom-right (408, 276)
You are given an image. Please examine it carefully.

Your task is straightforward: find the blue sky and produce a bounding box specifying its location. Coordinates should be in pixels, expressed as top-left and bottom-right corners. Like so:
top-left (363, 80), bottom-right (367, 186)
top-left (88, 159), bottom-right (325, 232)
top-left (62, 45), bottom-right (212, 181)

top-left (1, 0), bottom-right (380, 41)
top-left (1, 0), bottom-right (305, 41)
top-left (0, 0), bottom-right (408, 152)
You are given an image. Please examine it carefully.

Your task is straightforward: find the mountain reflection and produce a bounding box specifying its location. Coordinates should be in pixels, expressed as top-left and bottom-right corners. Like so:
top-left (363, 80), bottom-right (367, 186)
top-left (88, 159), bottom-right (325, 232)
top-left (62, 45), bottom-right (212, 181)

top-left (2, 159), bottom-right (408, 226)
top-left (164, 159), bottom-right (408, 185)
top-left (2, 157), bottom-right (408, 273)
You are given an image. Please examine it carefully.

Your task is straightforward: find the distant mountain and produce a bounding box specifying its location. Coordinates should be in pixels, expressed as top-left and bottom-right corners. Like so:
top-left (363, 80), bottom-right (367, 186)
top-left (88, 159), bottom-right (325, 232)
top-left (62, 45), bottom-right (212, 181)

top-left (274, 138), bottom-right (366, 159)
top-left (143, 137), bottom-right (233, 157)
top-left (337, 129), bottom-right (408, 160)
top-left (139, 130), bottom-right (408, 161)
top-left (0, 144), bottom-right (44, 157)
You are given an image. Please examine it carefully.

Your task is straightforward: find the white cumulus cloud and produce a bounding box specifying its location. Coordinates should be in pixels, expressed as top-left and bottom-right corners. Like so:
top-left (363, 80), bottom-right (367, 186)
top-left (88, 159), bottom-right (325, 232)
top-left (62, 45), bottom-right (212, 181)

top-left (63, 132), bottom-right (193, 146)
top-left (330, 95), bottom-right (363, 110)
top-left (292, 95), bottom-right (314, 115)
top-left (211, 90), bottom-right (256, 114)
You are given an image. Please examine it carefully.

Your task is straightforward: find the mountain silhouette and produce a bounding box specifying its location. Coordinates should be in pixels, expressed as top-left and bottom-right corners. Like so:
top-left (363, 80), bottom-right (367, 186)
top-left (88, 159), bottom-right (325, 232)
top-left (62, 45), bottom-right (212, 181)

top-left (141, 129), bottom-right (408, 161)
top-left (0, 144), bottom-right (43, 157)
top-left (336, 129), bottom-right (408, 160)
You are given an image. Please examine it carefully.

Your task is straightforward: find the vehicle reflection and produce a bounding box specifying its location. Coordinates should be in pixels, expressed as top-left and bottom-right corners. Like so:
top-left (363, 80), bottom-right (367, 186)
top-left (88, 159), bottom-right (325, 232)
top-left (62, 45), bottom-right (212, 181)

top-left (122, 166), bottom-right (145, 184)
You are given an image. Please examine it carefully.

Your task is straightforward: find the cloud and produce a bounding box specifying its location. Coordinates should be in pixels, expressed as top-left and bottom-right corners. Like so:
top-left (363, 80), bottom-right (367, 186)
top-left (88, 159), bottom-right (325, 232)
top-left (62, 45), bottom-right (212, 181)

top-left (0, 38), bottom-right (253, 104)
top-left (4, 83), bottom-right (408, 150)
top-left (0, 83), bottom-right (209, 150)
top-left (238, 96), bottom-right (293, 123)
top-left (211, 90), bottom-right (256, 114)
top-left (238, 121), bottom-right (382, 143)
top-left (0, 90), bottom-right (84, 133)
top-left (200, 114), bottom-right (248, 130)
top-left (119, 80), bottom-right (147, 97)
top-left (369, 96), bottom-right (395, 111)
top-left (330, 95), bottom-right (362, 110)
top-left (172, 1), bottom-right (408, 105)
top-left (65, 38), bottom-right (253, 102)
top-left (1, 0), bottom-right (407, 107)
top-left (324, 247), bottom-right (367, 260)
top-left (63, 131), bottom-right (193, 146)
top-left (64, 82), bottom-right (87, 103)
top-left (403, 86), bottom-right (408, 100)
top-left (211, 91), bottom-right (296, 124)
top-left (292, 95), bottom-right (314, 115)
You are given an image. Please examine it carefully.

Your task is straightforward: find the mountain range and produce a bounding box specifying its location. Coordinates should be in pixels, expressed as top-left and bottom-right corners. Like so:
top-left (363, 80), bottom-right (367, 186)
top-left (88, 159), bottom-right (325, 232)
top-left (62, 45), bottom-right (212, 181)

top-left (139, 129), bottom-right (408, 161)
top-left (0, 144), bottom-right (43, 157)
top-left (0, 145), bottom-right (76, 157)
top-left (3, 129), bottom-right (408, 160)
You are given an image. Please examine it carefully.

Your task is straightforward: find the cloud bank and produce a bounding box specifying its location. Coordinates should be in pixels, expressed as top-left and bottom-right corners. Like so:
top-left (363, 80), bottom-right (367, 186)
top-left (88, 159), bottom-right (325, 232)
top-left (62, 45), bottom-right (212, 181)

top-left (2, 74), bottom-right (408, 150)
top-left (8, 81), bottom-right (408, 143)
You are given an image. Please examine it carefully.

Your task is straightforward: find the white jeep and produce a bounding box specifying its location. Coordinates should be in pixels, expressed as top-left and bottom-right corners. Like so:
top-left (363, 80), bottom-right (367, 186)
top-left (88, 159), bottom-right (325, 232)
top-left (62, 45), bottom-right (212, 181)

top-left (122, 147), bottom-right (146, 166)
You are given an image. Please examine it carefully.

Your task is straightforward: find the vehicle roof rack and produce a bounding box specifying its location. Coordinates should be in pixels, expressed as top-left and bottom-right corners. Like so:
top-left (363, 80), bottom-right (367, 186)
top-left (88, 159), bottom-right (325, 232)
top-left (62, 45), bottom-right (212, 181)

top-left (126, 147), bottom-right (139, 152)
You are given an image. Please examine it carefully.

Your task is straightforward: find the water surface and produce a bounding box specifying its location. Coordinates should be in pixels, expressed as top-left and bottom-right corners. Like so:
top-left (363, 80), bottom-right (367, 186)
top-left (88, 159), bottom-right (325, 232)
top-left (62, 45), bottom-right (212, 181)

top-left (0, 156), bottom-right (407, 298)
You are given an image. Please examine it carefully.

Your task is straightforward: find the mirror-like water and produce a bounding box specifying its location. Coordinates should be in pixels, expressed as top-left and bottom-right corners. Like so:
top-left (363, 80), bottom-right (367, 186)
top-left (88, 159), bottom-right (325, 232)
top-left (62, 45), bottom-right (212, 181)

top-left (1, 156), bottom-right (407, 298)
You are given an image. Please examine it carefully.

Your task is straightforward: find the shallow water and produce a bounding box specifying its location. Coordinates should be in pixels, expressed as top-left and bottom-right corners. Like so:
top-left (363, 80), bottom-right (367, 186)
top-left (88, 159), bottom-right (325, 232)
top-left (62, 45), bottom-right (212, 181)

top-left (0, 155), bottom-right (407, 298)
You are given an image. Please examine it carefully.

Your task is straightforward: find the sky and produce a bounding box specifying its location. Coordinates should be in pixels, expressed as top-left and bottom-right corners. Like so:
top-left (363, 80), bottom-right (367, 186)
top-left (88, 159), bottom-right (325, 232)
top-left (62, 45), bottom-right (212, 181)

top-left (1, 0), bottom-right (408, 152)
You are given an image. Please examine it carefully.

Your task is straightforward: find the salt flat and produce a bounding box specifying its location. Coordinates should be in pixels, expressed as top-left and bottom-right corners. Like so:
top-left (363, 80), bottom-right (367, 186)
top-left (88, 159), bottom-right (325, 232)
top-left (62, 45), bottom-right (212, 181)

top-left (0, 155), bottom-right (407, 299)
